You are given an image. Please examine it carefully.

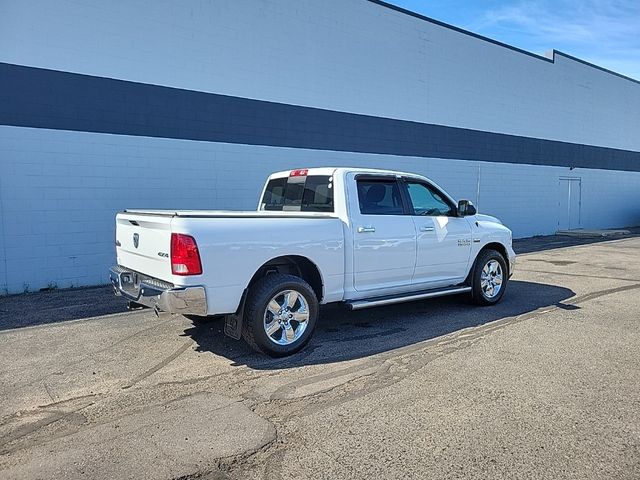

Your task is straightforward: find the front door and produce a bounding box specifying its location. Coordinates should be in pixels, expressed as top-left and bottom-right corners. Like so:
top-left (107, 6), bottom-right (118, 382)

top-left (403, 180), bottom-right (472, 287)
top-left (351, 176), bottom-right (417, 293)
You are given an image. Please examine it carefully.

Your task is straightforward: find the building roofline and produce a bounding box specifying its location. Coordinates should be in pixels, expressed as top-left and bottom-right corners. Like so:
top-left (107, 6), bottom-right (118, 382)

top-left (366, 0), bottom-right (639, 86)
top-left (551, 50), bottom-right (639, 85)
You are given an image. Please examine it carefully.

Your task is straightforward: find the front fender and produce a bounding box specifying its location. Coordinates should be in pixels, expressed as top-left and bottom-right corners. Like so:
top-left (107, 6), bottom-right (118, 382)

top-left (470, 218), bottom-right (516, 276)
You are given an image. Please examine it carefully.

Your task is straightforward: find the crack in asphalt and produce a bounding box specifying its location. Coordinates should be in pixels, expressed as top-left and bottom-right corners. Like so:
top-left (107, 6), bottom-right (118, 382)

top-left (2, 271), bottom-right (638, 479)
top-left (0, 392), bottom-right (244, 459)
top-left (121, 340), bottom-right (193, 389)
top-left (516, 268), bottom-right (639, 283)
top-left (209, 280), bottom-right (640, 479)
top-left (563, 283), bottom-right (640, 305)
top-left (0, 402), bottom-right (94, 455)
top-left (0, 315), bottom-right (168, 398)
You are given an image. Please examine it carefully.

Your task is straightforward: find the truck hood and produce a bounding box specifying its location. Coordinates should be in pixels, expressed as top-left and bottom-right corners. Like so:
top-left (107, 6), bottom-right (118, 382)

top-left (474, 213), bottom-right (503, 225)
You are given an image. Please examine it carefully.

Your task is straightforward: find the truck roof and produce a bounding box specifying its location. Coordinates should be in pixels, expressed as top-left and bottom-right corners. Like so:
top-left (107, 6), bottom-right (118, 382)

top-left (268, 167), bottom-right (424, 179)
top-left (267, 167), bottom-right (457, 207)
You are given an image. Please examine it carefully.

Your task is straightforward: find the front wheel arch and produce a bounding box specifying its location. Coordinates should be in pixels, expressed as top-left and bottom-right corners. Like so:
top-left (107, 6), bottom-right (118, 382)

top-left (465, 242), bottom-right (510, 285)
top-left (469, 248), bottom-right (508, 305)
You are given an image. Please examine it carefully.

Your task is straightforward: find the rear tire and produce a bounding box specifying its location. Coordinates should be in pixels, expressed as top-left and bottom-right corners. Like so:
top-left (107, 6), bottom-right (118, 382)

top-left (242, 274), bottom-right (318, 357)
top-left (471, 249), bottom-right (508, 306)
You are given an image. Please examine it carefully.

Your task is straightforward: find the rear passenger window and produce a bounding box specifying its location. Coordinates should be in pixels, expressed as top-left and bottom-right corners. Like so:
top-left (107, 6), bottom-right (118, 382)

top-left (261, 175), bottom-right (334, 212)
top-left (357, 179), bottom-right (404, 215)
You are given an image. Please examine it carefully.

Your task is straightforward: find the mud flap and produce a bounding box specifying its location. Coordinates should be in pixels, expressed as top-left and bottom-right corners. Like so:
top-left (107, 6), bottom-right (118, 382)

top-left (223, 290), bottom-right (247, 340)
top-left (224, 314), bottom-right (242, 340)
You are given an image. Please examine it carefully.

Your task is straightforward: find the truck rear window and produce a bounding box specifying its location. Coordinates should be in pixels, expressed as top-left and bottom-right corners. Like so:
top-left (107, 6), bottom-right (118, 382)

top-left (260, 175), bottom-right (334, 212)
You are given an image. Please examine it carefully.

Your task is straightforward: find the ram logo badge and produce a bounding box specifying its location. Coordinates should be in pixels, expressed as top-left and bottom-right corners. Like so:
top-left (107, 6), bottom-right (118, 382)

top-left (133, 233), bottom-right (139, 248)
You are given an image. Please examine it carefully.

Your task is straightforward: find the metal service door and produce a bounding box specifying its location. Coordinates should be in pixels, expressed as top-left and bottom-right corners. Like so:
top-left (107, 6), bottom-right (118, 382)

top-left (558, 177), bottom-right (582, 230)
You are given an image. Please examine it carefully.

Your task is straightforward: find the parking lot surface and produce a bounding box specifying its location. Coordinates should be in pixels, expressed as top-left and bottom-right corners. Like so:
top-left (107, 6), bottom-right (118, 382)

top-left (1, 232), bottom-right (639, 479)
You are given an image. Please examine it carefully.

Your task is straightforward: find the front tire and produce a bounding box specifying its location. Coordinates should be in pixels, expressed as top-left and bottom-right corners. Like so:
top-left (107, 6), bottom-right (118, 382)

top-left (471, 249), bottom-right (508, 305)
top-left (242, 274), bottom-right (318, 357)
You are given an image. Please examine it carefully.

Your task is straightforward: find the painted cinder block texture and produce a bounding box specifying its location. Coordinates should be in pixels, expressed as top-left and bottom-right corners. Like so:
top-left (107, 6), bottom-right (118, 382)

top-left (1, 63), bottom-right (638, 172)
top-left (1, 126), bottom-right (639, 294)
top-left (1, 0), bottom-right (638, 150)
top-left (0, 0), bottom-right (639, 293)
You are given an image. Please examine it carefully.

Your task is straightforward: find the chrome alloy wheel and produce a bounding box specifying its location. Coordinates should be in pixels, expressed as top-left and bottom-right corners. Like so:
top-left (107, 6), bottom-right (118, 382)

top-left (263, 289), bottom-right (310, 345)
top-left (480, 259), bottom-right (503, 299)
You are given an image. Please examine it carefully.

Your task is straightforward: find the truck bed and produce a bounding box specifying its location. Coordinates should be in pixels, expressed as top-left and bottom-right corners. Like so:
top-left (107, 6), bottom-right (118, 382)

top-left (116, 209), bottom-right (345, 314)
top-left (123, 209), bottom-right (336, 219)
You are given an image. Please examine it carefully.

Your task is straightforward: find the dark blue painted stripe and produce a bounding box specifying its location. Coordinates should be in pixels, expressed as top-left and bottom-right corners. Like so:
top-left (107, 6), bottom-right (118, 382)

top-left (0, 62), bottom-right (638, 172)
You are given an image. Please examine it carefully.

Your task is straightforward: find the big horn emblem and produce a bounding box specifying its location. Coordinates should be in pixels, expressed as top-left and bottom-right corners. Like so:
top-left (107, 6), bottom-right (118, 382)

top-left (133, 233), bottom-right (139, 248)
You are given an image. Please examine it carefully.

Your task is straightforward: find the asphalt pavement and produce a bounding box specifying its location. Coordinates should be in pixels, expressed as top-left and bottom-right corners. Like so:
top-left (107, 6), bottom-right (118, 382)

top-left (0, 231), bottom-right (639, 479)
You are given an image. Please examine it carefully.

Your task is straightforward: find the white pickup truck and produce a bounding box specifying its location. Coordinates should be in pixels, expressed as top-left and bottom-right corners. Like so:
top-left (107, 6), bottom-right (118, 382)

top-left (110, 167), bottom-right (515, 356)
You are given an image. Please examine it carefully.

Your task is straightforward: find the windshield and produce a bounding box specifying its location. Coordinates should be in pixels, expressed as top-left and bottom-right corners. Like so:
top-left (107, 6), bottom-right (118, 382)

top-left (260, 175), bottom-right (334, 212)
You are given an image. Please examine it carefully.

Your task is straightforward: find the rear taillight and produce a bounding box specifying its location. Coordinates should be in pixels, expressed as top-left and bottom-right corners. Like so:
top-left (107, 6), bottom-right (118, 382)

top-left (171, 233), bottom-right (202, 276)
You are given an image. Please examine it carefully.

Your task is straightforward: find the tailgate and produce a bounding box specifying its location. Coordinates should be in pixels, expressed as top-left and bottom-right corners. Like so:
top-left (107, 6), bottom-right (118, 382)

top-left (115, 213), bottom-right (174, 282)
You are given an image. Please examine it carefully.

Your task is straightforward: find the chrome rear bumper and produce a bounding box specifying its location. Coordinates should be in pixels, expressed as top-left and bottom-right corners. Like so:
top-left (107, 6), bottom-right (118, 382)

top-left (109, 266), bottom-right (207, 316)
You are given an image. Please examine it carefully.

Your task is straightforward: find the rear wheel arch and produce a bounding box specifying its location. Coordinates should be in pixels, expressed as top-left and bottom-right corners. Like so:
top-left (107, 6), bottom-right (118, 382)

top-left (247, 255), bottom-right (324, 303)
top-left (242, 273), bottom-right (319, 356)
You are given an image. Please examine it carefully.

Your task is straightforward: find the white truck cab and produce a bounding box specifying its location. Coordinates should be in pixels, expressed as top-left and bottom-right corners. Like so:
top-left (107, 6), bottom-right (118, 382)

top-left (111, 167), bottom-right (515, 356)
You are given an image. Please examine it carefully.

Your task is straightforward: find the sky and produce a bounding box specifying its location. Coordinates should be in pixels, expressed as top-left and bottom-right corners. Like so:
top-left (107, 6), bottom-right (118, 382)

top-left (388, 0), bottom-right (640, 81)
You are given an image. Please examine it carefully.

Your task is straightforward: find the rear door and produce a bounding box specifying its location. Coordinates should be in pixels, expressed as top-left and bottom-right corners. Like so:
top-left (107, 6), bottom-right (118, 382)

top-left (349, 174), bottom-right (417, 293)
top-left (402, 179), bottom-right (472, 287)
top-left (115, 213), bottom-right (173, 281)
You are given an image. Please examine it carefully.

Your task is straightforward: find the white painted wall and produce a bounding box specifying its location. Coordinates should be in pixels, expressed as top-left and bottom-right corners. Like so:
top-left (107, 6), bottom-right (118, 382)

top-left (0, 0), bottom-right (638, 293)
top-left (1, 126), bottom-right (639, 294)
top-left (1, 0), bottom-right (639, 151)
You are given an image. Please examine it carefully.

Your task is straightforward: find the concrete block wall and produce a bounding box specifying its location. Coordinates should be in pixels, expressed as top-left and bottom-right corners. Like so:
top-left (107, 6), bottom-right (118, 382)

top-left (1, 125), bottom-right (639, 294)
top-left (0, 0), bottom-right (639, 294)
top-left (1, 0), bottom-right (638, 150)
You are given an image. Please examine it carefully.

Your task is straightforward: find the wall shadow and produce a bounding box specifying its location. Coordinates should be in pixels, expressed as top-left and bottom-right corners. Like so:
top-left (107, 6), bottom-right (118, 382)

top-left (0, 286), bottom-right (125, 331)
top-left (2, 228), bottom-right (636, 331)
top-left (513, 226), bottom-right (640, 254)
top-left (183, 280), bottom-right (575, 370)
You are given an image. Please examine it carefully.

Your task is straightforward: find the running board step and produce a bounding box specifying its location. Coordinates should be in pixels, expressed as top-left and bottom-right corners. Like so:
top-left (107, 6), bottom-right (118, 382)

top-left (346, 286), bottom-right (471, 310)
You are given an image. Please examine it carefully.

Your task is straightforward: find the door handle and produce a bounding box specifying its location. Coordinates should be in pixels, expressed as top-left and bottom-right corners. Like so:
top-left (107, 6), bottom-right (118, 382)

top-left (419, 226), bottom-right (435, 232)
top-left (357, 226), bottom-right (376, 233)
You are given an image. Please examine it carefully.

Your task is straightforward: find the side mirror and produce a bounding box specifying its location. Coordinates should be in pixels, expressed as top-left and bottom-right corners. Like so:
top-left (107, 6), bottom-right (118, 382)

top-left (457, 199), bottom-right (477, 217)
